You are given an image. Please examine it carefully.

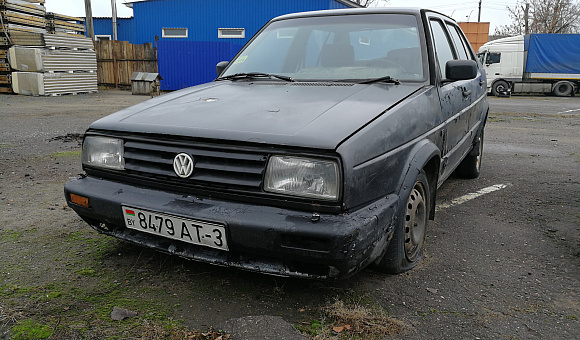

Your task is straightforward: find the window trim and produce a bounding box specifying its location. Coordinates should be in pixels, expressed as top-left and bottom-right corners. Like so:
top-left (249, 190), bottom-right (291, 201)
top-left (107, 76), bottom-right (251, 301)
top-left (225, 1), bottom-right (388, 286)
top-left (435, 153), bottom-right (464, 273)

top-left (162, 27), bottom-right (188, 38)
top-left (429, 18), bottom-right (456, 79)
top-left (218, 28), bottom-right (245, 39)
top-left (94, 35), bottom-right (112, 41)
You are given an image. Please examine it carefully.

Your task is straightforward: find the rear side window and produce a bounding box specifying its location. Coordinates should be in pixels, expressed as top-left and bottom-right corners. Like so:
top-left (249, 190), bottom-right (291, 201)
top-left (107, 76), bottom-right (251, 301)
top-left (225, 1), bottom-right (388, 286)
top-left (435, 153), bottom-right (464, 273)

top-left (430, 20), bottom-right (455, 78)
top-left (447, 24), bottom-right (470, 60)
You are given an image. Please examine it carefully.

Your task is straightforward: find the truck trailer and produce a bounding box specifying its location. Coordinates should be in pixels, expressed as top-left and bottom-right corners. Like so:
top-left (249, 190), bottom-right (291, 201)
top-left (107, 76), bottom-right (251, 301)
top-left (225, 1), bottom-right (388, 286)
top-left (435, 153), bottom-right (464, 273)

top-left (478, 34), bottom-right (580, 96)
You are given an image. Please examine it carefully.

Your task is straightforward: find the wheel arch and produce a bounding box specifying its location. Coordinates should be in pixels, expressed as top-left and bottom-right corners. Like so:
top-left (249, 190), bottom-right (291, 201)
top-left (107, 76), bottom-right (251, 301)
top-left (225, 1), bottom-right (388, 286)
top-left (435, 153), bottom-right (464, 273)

top-left (397, 140), bottom-right (440, 221)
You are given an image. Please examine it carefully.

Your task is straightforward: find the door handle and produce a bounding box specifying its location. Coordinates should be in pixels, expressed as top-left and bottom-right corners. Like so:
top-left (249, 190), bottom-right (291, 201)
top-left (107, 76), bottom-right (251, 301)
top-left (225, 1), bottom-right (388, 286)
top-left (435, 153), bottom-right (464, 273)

top-left (462, 89), bottom-right (472, 97)
top-left (479, 80), bottom-right (485, 86)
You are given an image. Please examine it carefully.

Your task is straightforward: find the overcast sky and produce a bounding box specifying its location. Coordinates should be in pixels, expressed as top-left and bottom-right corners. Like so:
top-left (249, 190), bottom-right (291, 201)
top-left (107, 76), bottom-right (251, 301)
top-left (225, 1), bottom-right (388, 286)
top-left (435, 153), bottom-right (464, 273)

top-left (45, 0), bottom-right (519, 31)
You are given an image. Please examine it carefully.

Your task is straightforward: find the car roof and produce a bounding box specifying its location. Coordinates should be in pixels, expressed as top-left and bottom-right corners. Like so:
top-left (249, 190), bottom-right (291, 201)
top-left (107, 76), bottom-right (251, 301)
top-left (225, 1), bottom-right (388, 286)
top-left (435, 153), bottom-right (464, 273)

top-left (271, 7), bottom-right (451, 22)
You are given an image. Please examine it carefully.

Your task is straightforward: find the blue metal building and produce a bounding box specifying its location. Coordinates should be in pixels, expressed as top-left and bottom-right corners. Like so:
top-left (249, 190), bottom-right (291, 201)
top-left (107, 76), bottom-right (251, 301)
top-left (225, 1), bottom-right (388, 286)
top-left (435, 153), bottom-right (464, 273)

top-left (90, 0), bottom-right (361, 90)
top-left (91, 17), bottom-right (136, 42)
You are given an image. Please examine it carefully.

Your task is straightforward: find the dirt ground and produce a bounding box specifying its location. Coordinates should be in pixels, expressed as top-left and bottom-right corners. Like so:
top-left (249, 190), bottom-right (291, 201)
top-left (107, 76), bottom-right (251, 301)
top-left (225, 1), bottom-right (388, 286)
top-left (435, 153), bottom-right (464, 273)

top-left (1, 90), bottom-right (579, 339)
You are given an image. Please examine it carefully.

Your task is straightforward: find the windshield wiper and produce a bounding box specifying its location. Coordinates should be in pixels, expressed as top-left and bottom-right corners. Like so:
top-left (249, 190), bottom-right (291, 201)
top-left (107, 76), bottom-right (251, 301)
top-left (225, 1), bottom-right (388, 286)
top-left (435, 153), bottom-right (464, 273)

top-left (217, 72), bottom-right (295, 82)
top-left (359, 75), bottom-right (400, 85)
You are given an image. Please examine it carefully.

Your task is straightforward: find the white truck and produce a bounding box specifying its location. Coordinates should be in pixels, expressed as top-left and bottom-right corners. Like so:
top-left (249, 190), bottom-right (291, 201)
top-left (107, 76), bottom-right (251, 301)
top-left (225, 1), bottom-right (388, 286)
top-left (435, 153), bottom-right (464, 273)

top-left (477, 34), bottom-right (580, 97)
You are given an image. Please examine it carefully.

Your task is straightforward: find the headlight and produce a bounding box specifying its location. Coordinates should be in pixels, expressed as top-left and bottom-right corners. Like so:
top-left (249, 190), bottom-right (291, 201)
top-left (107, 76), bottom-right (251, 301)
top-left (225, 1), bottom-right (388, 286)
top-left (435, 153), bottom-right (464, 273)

top-left (264, 156), bottom-right (340, 201)
top-left (81, 136), bottom-right (124, 170)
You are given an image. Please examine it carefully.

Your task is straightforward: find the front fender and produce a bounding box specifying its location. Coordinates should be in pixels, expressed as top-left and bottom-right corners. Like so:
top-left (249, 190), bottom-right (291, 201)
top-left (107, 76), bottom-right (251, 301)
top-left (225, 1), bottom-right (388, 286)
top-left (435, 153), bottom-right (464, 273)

top-left (397, 140), bottom-right (440, 220)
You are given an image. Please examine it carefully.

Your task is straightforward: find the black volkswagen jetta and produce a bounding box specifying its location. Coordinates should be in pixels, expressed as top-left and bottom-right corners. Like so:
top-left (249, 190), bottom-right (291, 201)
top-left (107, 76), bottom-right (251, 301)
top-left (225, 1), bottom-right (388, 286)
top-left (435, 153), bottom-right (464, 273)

top-left (65, 8), bottom-right (488, 279)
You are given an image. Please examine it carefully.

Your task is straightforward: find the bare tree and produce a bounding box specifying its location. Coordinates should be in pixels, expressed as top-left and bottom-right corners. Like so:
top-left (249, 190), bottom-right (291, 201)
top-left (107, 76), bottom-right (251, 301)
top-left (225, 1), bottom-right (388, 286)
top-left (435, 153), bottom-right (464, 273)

top-left (350, 0), bottom-right (380, 7)
top-left (494, 0), bottom-right (580, 36)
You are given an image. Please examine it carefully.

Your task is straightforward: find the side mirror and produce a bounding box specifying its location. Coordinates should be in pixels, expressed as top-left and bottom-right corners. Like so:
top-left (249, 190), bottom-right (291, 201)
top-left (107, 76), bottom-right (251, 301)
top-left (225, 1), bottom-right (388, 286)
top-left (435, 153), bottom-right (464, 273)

top-left (446, 60), bottom-right (478, 81)
top-left (216, 61), bottom-right (229, 77)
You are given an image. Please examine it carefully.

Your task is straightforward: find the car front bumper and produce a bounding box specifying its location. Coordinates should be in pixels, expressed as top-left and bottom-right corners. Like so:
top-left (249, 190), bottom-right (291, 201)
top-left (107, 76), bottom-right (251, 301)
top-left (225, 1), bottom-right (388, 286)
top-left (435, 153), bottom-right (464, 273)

top-left (64, 176), bottom-right (398, 279)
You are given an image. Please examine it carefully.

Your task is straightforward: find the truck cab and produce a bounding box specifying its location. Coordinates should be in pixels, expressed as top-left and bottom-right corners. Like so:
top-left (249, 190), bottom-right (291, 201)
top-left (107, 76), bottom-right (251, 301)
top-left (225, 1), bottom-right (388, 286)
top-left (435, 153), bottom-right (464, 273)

top-left (477, 35), bottom-right (525, 95)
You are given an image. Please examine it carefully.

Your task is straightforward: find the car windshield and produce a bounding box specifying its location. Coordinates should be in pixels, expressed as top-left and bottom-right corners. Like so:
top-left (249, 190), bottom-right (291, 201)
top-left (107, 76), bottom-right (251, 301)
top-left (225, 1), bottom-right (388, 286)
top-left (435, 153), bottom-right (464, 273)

top-left (220, 14), bottom-right (424, 82)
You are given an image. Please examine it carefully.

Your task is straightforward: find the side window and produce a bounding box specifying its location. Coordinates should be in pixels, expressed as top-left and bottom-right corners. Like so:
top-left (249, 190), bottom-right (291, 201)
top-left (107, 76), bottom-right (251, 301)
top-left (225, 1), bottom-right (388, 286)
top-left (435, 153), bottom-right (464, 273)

top-left (430, 19), bottom-right (455, 78)
top-left (486, 52), bottom-right (501, 64)
top-left (446, 24), bottom-right (469, 60)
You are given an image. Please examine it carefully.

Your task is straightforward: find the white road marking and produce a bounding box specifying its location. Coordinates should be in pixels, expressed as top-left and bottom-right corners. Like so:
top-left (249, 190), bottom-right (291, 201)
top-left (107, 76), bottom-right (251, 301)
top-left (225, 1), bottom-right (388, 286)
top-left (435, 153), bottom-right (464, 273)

top-left (436, 184), bottom-right (510, 211)
top-left (557, 108), bottom-right (580, 114)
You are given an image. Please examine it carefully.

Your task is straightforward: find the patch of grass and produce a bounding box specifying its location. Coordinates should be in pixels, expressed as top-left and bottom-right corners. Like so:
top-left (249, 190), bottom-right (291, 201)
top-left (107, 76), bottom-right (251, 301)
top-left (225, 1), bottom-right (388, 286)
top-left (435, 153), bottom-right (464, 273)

top-left (299, 298), bottom-right (406, 339)
top-left (0, 230), bottom-right (25, 242)
top-left (10, 319), bottom-right (52, 340)
top-left (0, 284), bottom-right (32, 298)
top-left (296, 319), bottom-right (323, 336)
top-left (50, 150), bottom-right (82, 158)
top-left (566, 315), bottom-right (578, 321)
top-left (75, 267), bottom-right (98, 277)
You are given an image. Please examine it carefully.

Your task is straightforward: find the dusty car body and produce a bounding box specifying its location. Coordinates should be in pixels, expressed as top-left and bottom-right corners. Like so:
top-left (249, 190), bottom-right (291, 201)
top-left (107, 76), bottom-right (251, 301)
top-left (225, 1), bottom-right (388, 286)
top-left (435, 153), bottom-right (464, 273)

top-left (64, 8), bottom-right (488, 279)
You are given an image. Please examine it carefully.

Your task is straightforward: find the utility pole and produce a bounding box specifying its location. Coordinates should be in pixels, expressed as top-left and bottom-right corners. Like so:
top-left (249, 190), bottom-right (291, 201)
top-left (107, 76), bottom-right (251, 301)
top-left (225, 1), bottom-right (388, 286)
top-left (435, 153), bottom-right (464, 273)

top-left (523, 2), bottom-right (530, 35)
top-left (478, 0), bottom-right (482, 22)
top-left (111, 0), bottom-right (118, 41)
top-left (84, 0), bottom-right (94, 39)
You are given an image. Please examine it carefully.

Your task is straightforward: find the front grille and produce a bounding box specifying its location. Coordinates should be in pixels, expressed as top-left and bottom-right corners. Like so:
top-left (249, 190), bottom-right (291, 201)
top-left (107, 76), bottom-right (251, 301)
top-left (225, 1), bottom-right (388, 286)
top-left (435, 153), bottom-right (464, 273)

top-left (123, 139), bottom-right (269, 192)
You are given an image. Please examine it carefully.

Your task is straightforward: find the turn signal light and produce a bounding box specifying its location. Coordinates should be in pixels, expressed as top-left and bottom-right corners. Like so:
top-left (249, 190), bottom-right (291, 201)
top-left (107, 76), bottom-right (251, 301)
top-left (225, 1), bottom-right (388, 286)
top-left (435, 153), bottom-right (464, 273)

top-left (70, 193), bottom-right (90, 208)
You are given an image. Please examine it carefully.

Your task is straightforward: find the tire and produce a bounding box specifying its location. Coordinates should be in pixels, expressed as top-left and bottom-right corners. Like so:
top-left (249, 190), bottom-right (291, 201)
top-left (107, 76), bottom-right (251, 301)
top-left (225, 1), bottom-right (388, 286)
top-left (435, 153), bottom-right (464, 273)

top-left (491, 80), bottom-right (509, 97)
top-left (373, 170), bottom-right (430, 274)
top-left (455, 129), bottom-right (484, 179)
top-left (552, 81), bottom-right (573, 97)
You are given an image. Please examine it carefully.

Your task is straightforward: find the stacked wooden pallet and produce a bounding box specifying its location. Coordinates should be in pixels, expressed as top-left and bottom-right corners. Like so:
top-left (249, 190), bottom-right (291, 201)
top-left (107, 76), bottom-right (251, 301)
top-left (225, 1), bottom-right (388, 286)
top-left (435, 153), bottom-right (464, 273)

top-left (1, 0), bottom-right (96, 96)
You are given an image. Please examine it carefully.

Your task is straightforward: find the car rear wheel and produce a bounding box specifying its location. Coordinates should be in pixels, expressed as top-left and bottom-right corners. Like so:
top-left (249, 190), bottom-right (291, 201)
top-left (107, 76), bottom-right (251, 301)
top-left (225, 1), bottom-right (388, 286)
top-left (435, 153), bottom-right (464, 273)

top-left (373, 170), bottom-right (429, 274)
top-left (455, 130), bottom-right (484, 179)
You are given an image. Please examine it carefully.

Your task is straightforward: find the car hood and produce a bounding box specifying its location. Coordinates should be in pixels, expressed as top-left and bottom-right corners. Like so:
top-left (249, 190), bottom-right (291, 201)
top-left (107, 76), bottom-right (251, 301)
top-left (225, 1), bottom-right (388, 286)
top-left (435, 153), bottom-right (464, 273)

top-left (90, 81), bottom-right (423, 149)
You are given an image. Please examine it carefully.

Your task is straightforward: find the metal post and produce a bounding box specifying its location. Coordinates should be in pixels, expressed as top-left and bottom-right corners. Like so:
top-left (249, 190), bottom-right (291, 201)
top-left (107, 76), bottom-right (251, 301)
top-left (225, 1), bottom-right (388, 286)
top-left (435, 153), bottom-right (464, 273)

top-left (84, 0), bottom-right (94, 39)
top-left (478, 0), bottom-right (482, 22)
top-left (111, 0), bottom-right (118, 41)
top-left (524, 3), bottom-right (529, 35)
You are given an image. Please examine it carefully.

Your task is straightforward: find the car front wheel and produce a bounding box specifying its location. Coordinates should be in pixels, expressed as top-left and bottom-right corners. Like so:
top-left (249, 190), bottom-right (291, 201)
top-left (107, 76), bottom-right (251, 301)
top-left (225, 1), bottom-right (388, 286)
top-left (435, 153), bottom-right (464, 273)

top-left (373, 170), bottom-right (430, 274)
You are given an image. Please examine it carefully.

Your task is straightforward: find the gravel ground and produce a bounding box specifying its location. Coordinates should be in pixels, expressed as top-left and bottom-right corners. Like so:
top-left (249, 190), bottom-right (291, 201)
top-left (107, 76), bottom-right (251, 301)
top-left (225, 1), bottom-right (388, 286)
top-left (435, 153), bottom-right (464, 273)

top-left (1, 90), bottom-right (579, 339)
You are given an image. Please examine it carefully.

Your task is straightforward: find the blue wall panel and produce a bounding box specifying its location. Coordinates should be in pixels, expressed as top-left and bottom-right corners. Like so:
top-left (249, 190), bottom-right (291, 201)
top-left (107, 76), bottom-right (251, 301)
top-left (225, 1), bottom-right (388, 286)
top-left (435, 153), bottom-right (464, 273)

top-left (134, 0), bottom-right (354, 90)
top-left (133, 0), bottom-right (352, 45)
top-left (157, 40), bottom-right (240, 90)
top-left (87, 17), bottom-right (136, 42)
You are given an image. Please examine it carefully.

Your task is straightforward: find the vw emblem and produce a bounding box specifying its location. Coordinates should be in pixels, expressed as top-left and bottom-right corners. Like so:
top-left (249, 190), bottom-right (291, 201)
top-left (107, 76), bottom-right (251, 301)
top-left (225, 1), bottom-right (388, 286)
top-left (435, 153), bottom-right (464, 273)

top-left (173, 153), bottom-right (194, 178)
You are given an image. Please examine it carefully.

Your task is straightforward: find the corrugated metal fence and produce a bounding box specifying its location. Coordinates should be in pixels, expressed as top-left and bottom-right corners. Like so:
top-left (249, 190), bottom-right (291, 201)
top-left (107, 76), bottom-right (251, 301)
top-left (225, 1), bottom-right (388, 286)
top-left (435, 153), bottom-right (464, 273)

top-left (157, 41), bottom-right (241, 91)
top-left (95, 40), bottom-right (157, 87)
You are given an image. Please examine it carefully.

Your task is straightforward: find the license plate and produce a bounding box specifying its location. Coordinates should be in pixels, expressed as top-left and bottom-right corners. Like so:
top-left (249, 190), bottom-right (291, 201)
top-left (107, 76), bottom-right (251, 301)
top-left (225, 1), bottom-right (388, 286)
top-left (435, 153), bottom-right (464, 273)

top-left (122, 206), bottom-right (228, 251)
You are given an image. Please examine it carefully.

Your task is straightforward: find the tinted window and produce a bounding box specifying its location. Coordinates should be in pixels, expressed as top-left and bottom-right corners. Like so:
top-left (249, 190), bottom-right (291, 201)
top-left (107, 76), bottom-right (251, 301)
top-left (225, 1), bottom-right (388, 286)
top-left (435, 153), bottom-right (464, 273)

top-left (430, 20), bottom-right (455, 78)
